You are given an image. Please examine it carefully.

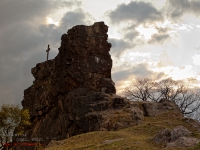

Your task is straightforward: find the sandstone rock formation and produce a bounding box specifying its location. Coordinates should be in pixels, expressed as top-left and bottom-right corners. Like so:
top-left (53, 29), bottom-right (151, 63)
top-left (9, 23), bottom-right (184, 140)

top-left (17, 22), bottom-right (186, 150)
top-left (20, 22), bottom-right (144, 146)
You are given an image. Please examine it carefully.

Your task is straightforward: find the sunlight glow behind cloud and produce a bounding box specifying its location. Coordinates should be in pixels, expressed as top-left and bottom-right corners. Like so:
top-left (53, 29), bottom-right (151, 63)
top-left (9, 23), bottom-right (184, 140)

top-left (136, 24), bottom-right (157, 40)
top-left (153, 65), bottom-right (195, 80)
top-left (46, 17), bottom-right (59, 26)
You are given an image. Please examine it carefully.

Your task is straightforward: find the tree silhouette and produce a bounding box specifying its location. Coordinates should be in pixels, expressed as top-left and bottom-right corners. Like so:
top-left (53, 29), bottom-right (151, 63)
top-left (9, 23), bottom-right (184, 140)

top-left (123, 77), bottom-right (200, 116)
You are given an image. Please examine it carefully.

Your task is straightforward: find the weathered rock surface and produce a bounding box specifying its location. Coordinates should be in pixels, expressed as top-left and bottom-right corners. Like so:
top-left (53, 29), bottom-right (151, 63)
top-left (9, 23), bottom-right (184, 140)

top-left (20, 22), bottom-right (144, 146)
top-left (153, 125), bottom-right (200, 148)
top-left (152, 126), bottom-right (191, 144)
top-left (142, 98), bottom-right (182, 117)
top-left (166, 137), bottom-right (200, 148)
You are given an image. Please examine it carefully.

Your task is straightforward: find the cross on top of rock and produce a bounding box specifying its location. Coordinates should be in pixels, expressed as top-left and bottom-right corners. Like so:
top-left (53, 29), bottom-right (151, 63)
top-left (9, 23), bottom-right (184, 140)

top-left (46, 45), bottom-right (50, 61)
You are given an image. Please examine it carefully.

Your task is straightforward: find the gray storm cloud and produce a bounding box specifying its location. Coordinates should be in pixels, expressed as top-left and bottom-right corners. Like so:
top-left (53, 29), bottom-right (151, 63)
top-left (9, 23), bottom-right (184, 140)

top-left (166, 0), bottom-right (200, 19)
top-left (61, 10), bottom-right (92, 30)
top-left (108, 1), bottom-right (162, 25)
top-left (148, 26), bottom-right (171, 44)
top-left (148, 33), bottom-right (170, 44)
top-left (0, 1), bottom-right (88, 106)
top-left (112, 63), bottom-right (165, 82)
top-left (107, 1), bottom-right (171, 45)
top-left (109, 38), bottom-right (130, 58)
top-left (0, 0), bottom-right (53, 28)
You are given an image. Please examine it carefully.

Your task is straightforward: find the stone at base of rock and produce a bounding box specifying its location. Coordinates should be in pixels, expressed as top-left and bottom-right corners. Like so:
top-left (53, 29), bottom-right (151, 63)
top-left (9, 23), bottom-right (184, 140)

top-left (166, 137), bottom-right (200, 148)
top-left (152, 125), bottom-right (200, 148)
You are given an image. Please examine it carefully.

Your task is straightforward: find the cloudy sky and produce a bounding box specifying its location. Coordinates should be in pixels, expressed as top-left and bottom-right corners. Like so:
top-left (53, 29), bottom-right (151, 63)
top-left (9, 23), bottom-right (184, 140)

top-left (1, 0), bottom-right (200, 106)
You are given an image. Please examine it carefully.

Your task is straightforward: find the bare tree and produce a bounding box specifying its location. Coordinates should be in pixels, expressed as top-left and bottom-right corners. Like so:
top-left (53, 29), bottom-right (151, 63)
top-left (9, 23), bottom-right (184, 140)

top-left (156, 78), bottom-right (179, 100)
top-left (156, 79), bottom-right (200, 115)
top-left (123, 77), bottom-right (200, 116)
top-left (123, 78), bottom-right (155, 101)
top-left (189, 108), bottom-right (200, 121)
top-left (174, 89), bottom-right (200, 115)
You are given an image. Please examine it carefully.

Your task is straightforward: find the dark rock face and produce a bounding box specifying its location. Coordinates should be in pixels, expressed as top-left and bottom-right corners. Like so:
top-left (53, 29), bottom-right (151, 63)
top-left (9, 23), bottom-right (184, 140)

top-left (20, 22), bottom-right (143, 146)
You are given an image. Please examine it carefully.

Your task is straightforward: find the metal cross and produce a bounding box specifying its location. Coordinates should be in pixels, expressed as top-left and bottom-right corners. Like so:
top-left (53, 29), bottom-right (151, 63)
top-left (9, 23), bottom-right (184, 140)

top-left (46, 45), bottom-right (50, 61)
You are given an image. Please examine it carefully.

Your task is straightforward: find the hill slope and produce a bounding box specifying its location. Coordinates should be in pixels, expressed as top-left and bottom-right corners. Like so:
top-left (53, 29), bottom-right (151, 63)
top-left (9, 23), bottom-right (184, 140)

top-left (45, 111), bottom-right (200, 150)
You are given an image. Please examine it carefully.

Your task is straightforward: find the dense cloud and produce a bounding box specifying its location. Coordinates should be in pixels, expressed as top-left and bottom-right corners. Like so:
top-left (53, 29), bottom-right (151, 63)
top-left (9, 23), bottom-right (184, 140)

top-left (124, 30), bottom-right (139, 41)
top-left (148, 26), bottom-right (171, 44)
top-left (107, 1), bottom-right (173, 45)
top-left (0, 0), bottom-right (53, 28)
top-left (109, 38), bottom-right (130, 58)
top-left (139, 27), bottom-right (171, 46)
top-left (56, 1), bottom-right (82, 8)
top-left (108, 1), bottom-right (162, 25)
top-left (148, 33), bottom-right (170, 44)
top-left (166, 0), bottom-right (200, 19)
top-left (112, 63), bottom-right (167, 94)
top-left (0, 1), bottom-right (88, 105)
top-left (112, 63), bottom-right (163, 82)
top-left (0, 0), bottom-right (82, 28)
top-left (61, 10), bottom-right (92, 30)
top-left (0, 22), bottom-right (56, 105)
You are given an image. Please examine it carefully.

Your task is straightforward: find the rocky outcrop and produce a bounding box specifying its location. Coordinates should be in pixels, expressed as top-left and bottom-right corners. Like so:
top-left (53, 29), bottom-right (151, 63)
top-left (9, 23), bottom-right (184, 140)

top-left (17, 22), bottom-right (185, 150)
top-left (152, 126), bottom-right (200, 148)
top-left (142, 98), bottom-right (182, 117)
top-left (152, 126), bottom-right (191, 144)
top-left (167, 137), bottom-right (200, 148)
top-left (20, 22), bottom-right (144, 146)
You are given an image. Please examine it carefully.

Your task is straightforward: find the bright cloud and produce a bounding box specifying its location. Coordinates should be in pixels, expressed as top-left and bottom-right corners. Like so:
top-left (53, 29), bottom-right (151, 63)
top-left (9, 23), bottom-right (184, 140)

top-left (153, 65), bottom-right (195, 80)
top-left (193, 54), bottom-right (200, 66)
top-left (136, 24), bottom-right (157, 40)
top-left (121, 51), bottom-right (150, 62)
top-left (46, 17), bottom-right (59, 26)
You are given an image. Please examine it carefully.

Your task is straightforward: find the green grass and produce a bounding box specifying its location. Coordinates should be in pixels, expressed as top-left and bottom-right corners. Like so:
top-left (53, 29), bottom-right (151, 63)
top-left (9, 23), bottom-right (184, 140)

top-left (45, 111), bottom-right (200, 150)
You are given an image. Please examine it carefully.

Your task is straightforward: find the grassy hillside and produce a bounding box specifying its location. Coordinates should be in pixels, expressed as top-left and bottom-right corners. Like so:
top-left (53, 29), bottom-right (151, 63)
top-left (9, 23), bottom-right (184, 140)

top-left (45, 111), bottom-right (200, 150)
